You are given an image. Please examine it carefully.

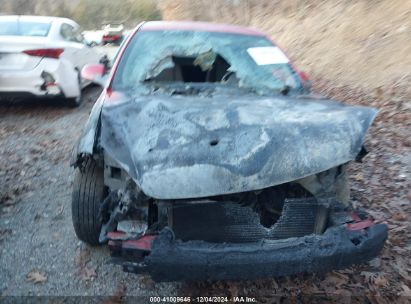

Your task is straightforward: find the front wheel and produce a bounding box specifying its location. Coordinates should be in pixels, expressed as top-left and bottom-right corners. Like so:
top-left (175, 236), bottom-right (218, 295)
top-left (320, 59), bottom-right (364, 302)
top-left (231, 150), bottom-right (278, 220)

top-left (72, 158), bottom-right (106, 246)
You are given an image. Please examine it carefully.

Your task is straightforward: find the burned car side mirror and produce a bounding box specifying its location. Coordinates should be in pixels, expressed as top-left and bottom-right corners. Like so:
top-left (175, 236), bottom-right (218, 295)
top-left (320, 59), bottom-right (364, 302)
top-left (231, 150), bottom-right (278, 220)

top-left (297, 70), bottom-right (312, 92)
top-left (81, 63), bottom-right (106, 87)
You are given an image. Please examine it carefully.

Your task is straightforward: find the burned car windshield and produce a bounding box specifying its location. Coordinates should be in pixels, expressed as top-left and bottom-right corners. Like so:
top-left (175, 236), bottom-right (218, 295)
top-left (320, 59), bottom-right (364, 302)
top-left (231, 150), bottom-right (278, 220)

top-left (112, 30), bottom-right (300, 94)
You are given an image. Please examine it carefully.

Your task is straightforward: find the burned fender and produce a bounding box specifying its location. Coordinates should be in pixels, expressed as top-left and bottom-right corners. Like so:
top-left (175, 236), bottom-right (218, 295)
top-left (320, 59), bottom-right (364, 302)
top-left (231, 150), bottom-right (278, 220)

top-left (99, 93), bottom-right (377, 199)
top-left (70, 91), bottom-right (105, 167)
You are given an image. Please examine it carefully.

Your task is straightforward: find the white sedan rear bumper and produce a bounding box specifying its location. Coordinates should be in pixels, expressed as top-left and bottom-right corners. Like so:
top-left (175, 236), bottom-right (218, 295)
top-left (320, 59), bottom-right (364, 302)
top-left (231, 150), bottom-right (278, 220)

top-left (0, 58), bottom-right (80, 99)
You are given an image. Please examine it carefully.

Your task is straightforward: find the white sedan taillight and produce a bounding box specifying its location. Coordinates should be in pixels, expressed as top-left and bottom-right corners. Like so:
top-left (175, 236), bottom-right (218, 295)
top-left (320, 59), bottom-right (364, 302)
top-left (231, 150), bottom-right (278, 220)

top-left (22, 48), bottom-right (64, 59)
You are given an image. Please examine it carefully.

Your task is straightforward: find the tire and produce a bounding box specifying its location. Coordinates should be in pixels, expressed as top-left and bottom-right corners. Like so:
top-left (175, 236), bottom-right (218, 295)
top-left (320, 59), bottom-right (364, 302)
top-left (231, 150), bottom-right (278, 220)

top-left (72, 158), bottom-right (106, 246)
top-left (66, 72), bottom-right (83, 107)
top-left (114, 37), bottom-right (123, 46)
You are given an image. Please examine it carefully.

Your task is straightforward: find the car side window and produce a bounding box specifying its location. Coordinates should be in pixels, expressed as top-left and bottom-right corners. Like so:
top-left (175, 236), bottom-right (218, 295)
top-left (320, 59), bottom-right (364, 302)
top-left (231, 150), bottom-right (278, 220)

top-left (60, 23), bottom-right (84, 43)
top-left (60, 23), bottom-right (74, 41)
top-left (72, 27), bottom-right (85, 44)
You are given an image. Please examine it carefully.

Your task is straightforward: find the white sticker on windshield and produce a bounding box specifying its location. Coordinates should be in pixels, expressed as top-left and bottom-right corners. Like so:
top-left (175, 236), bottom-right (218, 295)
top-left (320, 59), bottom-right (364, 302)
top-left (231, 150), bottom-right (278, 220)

top-left (247, 46), bottom-right (289, 65)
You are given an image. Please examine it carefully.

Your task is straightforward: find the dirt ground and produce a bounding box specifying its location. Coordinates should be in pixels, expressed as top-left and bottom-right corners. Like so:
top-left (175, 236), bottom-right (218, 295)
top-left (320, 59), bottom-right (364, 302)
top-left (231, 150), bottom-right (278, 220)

top-left (0, 86), bottom-right (182, 298)
top-left (1, 30), bottom-right (411, 304)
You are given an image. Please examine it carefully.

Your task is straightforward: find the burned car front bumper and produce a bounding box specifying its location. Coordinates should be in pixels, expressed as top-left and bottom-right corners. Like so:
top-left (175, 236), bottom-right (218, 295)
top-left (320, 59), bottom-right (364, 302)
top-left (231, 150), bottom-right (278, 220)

top-left (109, 220), bottom-right (387, 282)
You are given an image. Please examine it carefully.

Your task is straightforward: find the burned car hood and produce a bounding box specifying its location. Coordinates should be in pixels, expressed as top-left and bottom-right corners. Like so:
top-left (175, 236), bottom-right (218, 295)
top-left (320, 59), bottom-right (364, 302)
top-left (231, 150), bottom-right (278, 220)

top-left (100, 92), bottom-right (377, 199)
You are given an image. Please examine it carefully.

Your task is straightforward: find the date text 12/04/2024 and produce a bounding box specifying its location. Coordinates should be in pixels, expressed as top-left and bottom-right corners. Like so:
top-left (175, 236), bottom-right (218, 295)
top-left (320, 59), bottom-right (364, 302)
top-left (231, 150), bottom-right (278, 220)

top-left (149, 296), bottom-right (257, 303)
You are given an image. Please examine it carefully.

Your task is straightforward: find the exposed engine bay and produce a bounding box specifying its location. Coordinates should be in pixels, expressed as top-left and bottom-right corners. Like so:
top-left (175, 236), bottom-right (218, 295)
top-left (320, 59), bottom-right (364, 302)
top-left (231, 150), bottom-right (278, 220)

top-left (94, 159), bottom-right (386, 281)
top-left (100, 154), bottom-right (351, 240)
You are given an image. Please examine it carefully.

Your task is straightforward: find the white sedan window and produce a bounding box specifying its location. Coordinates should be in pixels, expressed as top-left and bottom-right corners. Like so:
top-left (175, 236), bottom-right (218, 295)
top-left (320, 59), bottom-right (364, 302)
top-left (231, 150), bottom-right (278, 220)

top-left (60, 23), bottom-right (83, 43)
top-left (0, 20), bottom-right (51, 37)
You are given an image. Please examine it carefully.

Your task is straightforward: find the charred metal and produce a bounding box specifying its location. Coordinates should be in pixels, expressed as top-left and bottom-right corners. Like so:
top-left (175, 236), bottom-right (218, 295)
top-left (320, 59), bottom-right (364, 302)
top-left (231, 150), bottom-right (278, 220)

top-left (94, 166), bottom-right (387, 281)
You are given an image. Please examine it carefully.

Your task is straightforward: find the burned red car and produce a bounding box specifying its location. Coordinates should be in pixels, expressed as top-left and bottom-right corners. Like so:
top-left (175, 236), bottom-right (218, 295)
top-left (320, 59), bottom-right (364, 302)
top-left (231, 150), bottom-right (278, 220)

top-left (71, 21), bottom-right (387, 282)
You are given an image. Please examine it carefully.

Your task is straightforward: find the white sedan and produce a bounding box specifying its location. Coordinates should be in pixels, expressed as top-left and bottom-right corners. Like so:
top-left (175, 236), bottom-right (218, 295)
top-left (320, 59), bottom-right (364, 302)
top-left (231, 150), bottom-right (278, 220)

top-left (0, 15), bottom-right (102, 106)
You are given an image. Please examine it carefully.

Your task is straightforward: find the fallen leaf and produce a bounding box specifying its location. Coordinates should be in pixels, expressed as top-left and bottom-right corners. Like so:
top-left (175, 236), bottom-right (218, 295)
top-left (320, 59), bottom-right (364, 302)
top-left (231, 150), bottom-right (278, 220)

top-left (56, 205), bottom-right (64, 215)
top-left (26, 270), bottom-right (47, 284)
top-left (322, 272), bottom-right (349, 288)
top-left (78, 266), bottom-right (96, 281)
top-left (390, 225), bottom-right (407, 233)
top-left (373, 274), bottom-right (389, 287)
top-left (368, 257), bottom-right (381, 268)
top-left (334, 288), bottom-right (352, 297)
top-left (74, 248), bottom-right (90, 268)
top-left (353, 172), bottom-right (364, 181)
top-left (52, 204), bottom-right (65, 220)
top-left (400, 284), bottom-right (411, 297)
top-left (361, 271), bottom-right (377, 284)
top-left (228, 282), bottom-right (239, 298)
top-left (367, 292), bottom-right (387, 304)
top-left (0, 229), bottom-right (12, 242)
top-left (139, 275), bottom-right (155, 290)
top-left (392, 261), bottom-right (411, 285)
top-left (392, 212), bottom-right (407, 221)
top-left (102, 282), bottom-right (127, 304)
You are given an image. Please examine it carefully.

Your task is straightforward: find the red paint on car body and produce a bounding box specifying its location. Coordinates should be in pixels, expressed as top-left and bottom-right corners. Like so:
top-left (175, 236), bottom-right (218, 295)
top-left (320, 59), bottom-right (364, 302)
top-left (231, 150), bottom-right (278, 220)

top-left (81, 63), bottom-right (105, 81)
top-left (140, 21), bottom-right (266, 37)
top-left (122, 235), bottom-right (156, 251)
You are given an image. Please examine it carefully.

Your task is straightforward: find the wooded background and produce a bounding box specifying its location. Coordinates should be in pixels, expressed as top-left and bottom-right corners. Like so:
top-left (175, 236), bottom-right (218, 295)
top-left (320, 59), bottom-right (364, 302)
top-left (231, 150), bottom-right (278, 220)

top-left (0, 0), bottom-right (161, 29)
